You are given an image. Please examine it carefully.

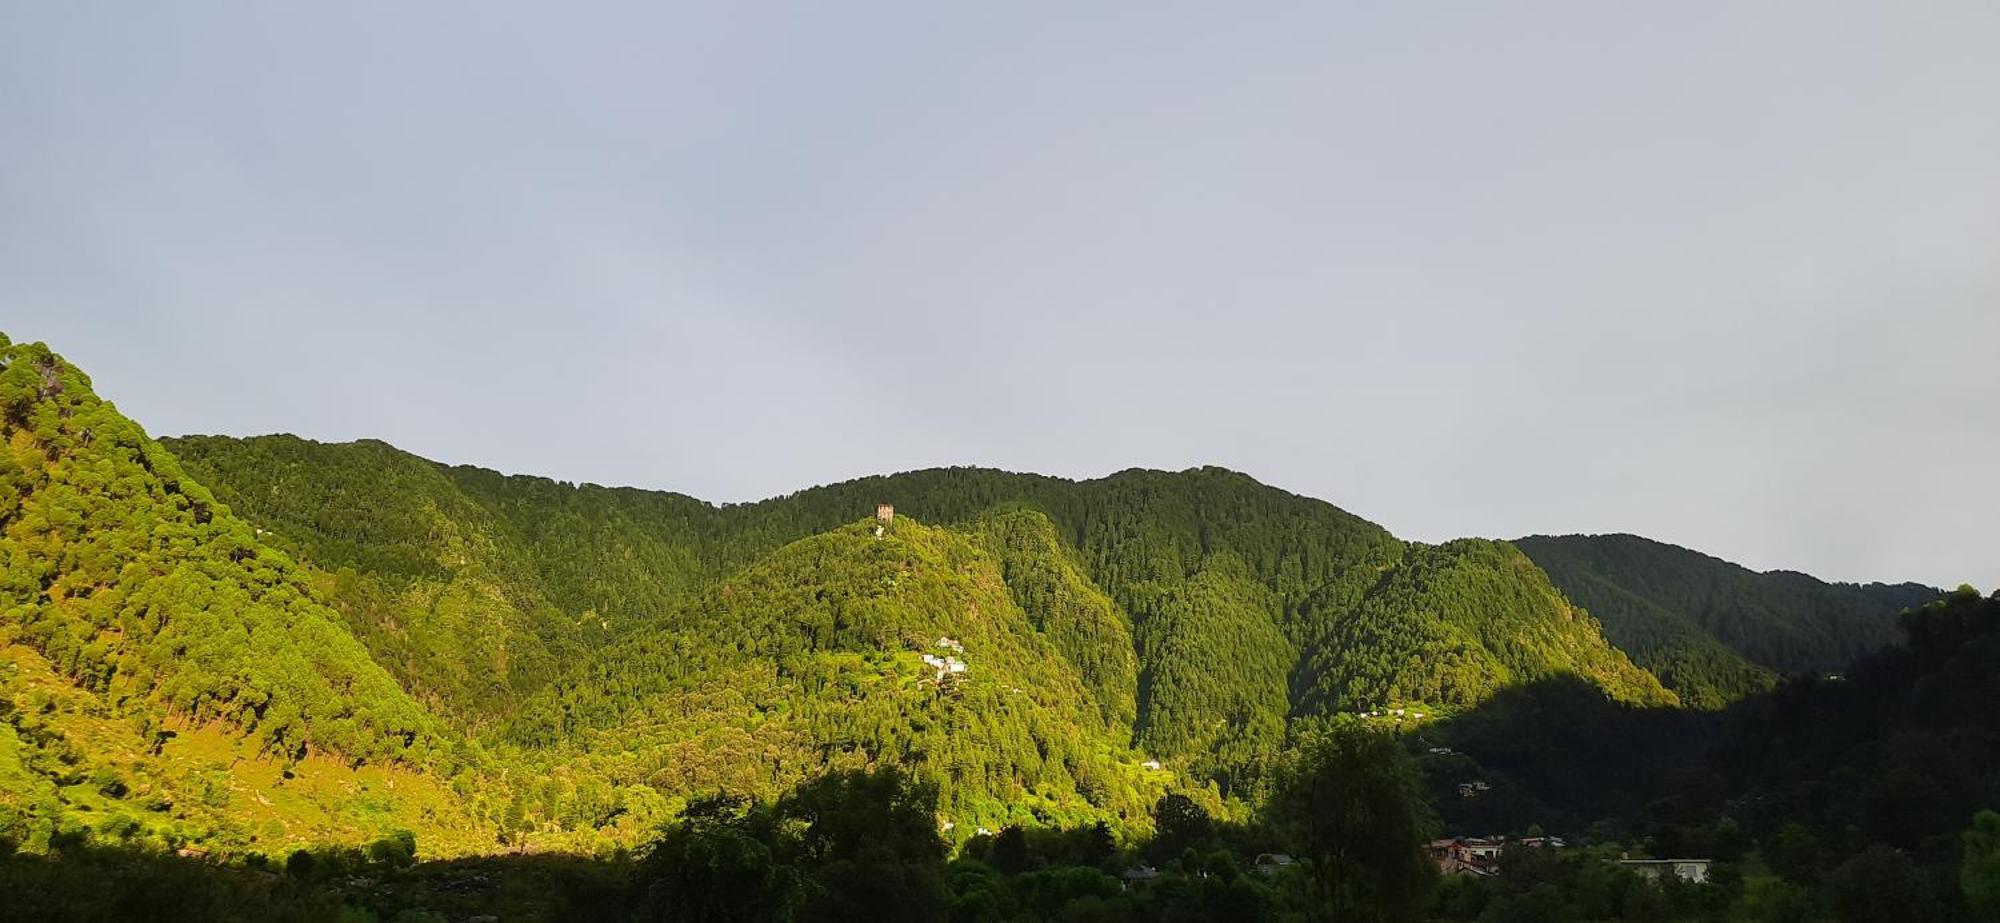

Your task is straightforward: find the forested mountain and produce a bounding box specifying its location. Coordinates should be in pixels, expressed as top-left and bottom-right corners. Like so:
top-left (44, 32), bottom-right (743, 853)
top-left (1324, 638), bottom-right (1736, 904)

top-left (0, 338), bottom-right (438, 764)
top-left (1298, 539), bottom-right (1675, 714)
top-left (164, 434), bottom-right (613, 723)
top-left (1419, 586), bottom-right (2000, 922)
top-left (1516, 533), bottom-right (1939, 707)
top-left (165, 433), bottom-right (1679, 782)
top-left (0, 335), bottom-right (499, 858)
top-left (6, 332), bottom-right (1971, 923)
top-left (508, 514), bottom-right (1175, 834)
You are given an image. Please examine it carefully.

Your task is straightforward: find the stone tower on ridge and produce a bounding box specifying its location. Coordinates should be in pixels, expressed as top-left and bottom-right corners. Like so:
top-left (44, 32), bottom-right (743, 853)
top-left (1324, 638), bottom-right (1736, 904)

top-left (876, 503), bottom-right (894, 524)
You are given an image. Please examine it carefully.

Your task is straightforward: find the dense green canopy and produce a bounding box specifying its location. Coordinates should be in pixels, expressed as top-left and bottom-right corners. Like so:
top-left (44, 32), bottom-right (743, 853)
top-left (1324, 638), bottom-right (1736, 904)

top-left (7, 331), bottom-right (1977, 922)
top-left (1517, 533), bottom-right (1936, 706)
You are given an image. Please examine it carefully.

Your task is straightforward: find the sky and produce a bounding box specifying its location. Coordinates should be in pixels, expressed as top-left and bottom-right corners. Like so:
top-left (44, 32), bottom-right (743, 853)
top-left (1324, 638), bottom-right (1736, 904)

top-left (3, 3), bottom-right (1997, 589)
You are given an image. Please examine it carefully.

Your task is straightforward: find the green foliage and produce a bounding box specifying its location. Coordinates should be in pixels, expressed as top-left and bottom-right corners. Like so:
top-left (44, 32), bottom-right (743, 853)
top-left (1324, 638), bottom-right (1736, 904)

top-left (1721, 588), bottom-right (2000, 857)
top-left (637, 792), bottom-right (802, 922)
top-left (1131, 557), bottom-right (1293, 790)
top-left (1965, 810), bottom-right (2000, 920)
top-left (369, 829), bottom-right (418, 868)
top-left (0, 341), bottom-right (438, 765)
top-left (966, 510), bottom-right (1137, 731)
top-left (1301, 539), bottom-right (1677, 713)
top-left (636, 767), bottom-right (947, 923)
top-left (164, 435), bottom-right (600, 723)
top-left (29, 329), bottom-right (1991, 923)
top-left (1431, 844), bottom-right (1730, 923)
top-left (508, 517), bottom-right (1169, 832)
top-left (1829, 844), bottom-right (1938, 922)
top-left (164, 426), bottom-right (1689, 821)
top-left (1264, 723), bottom-right (1435, 923)
top-left (1149, 793), bottom-right (1213, 863)
top-left (1517, 533), bottom-right (1939, 702)
top-left (1471, 586), bottom-right (2000, 921)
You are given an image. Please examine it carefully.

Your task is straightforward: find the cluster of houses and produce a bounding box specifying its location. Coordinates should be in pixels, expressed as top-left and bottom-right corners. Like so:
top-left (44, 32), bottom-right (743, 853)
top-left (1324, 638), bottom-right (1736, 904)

top-left (1356, 706), bottom-right (1428, 721)
top-left (1455, 779), bottom-right (1492, 799)
top-left (1118, 853), bottom-right (1296, 890)
top-left (1427, 835), bottom-right (1556, 876)
top-left (920, 637), bottom-right (968, 684)
top-left (1616, 857), bottom-right (1713, 884)
top-left (1429, 835), bottom-right (1710, 883)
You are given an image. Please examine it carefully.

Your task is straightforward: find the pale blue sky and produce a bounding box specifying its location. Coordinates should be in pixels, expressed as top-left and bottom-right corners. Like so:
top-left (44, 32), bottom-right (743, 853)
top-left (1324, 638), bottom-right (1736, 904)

top-left (4, 2), bottom-right (1997, 587)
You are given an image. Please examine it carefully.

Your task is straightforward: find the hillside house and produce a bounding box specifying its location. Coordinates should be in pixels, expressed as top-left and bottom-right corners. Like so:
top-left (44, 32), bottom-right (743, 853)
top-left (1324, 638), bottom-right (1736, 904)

top-left (1428, 835), bottom-right (1564, 877)
top-left (920, 652), bottom-right (967, 682)
top-left (1427, 838), bottom-right (1502, 877)
top-left (1618, 858), bottom-right (1711, 883)
top-left (1119, 864), bottom-right (1161, 890)
top-left (1252, 853), bottom-right (1296, 876)
top-left (876, 503), bottom-right (894, 523)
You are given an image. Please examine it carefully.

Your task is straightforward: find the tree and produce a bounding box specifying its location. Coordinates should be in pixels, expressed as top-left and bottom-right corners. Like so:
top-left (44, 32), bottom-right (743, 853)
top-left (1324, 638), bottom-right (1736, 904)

top-left (1964, 810), bottom-right (2000, 919)
top-left (1828, 845), bottom-right (1935, 923)
top-left (367, 830), bottom-right (417, 868)
top-left (1763, 823), bottom-right (1823, 885)
top-left (991, 826), bottom-right (1030, 875)
top-left (776, 767), bottom-right (947, 922)
top-left (1746, 880), bottom-right (1818, 923)
top-left (1150, 793), bottom-right (1213, 863)
top-left (1264, 724), bottom-right (1435, 922)
top-left (636, 794), bottom-right (799, 923)
top-left (1080, 821), bottom-right (1116, 868)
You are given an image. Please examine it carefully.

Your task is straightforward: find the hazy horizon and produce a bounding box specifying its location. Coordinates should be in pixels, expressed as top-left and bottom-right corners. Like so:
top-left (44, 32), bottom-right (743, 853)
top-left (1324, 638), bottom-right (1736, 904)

top-left (7, 3), bottom-right (1997, 589)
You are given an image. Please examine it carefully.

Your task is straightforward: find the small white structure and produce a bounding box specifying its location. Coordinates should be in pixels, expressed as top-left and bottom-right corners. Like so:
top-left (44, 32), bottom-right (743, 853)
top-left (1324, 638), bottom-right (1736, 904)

top-left (1119, 864), bottom-right (1161, 889)
top-left (921, 653), bottom-right (967, 682)
top-left (935, 637), bottom-right (965, 653)
top-left (1139, 759), bottom-right (1163, 771)
top-left (1252, 853), bottom-right (1296, 876)
top-left (1619, 859), bottom-right (1711, 883)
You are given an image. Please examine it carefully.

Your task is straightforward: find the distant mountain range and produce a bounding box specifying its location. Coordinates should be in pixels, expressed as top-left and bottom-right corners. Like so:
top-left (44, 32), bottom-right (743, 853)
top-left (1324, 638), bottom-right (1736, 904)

top-left (0, 331), bottom-right (1944, 860)
top-left (1514, 534), bottom-right (1937, 708)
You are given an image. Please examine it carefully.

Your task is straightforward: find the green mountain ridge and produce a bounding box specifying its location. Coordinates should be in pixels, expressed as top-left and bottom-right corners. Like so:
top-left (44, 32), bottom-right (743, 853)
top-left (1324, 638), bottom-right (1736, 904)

top-left (1299, 539), bottom-right (1675, 713)
top-left (165, 434), bottom-right (1687, 719)
top-left (0, 333), bottom-right (1947, 871)
top-left (0, 339), bottom-right (438, 766)
top-left (1515, 533), bottom-right (1940, 707)
top-left (159, 432), bottom-right (1695, 827)
top-left (0, 336), bottom-right (509, 859)
top-left (508, 513), bottom-right (1173, 833)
